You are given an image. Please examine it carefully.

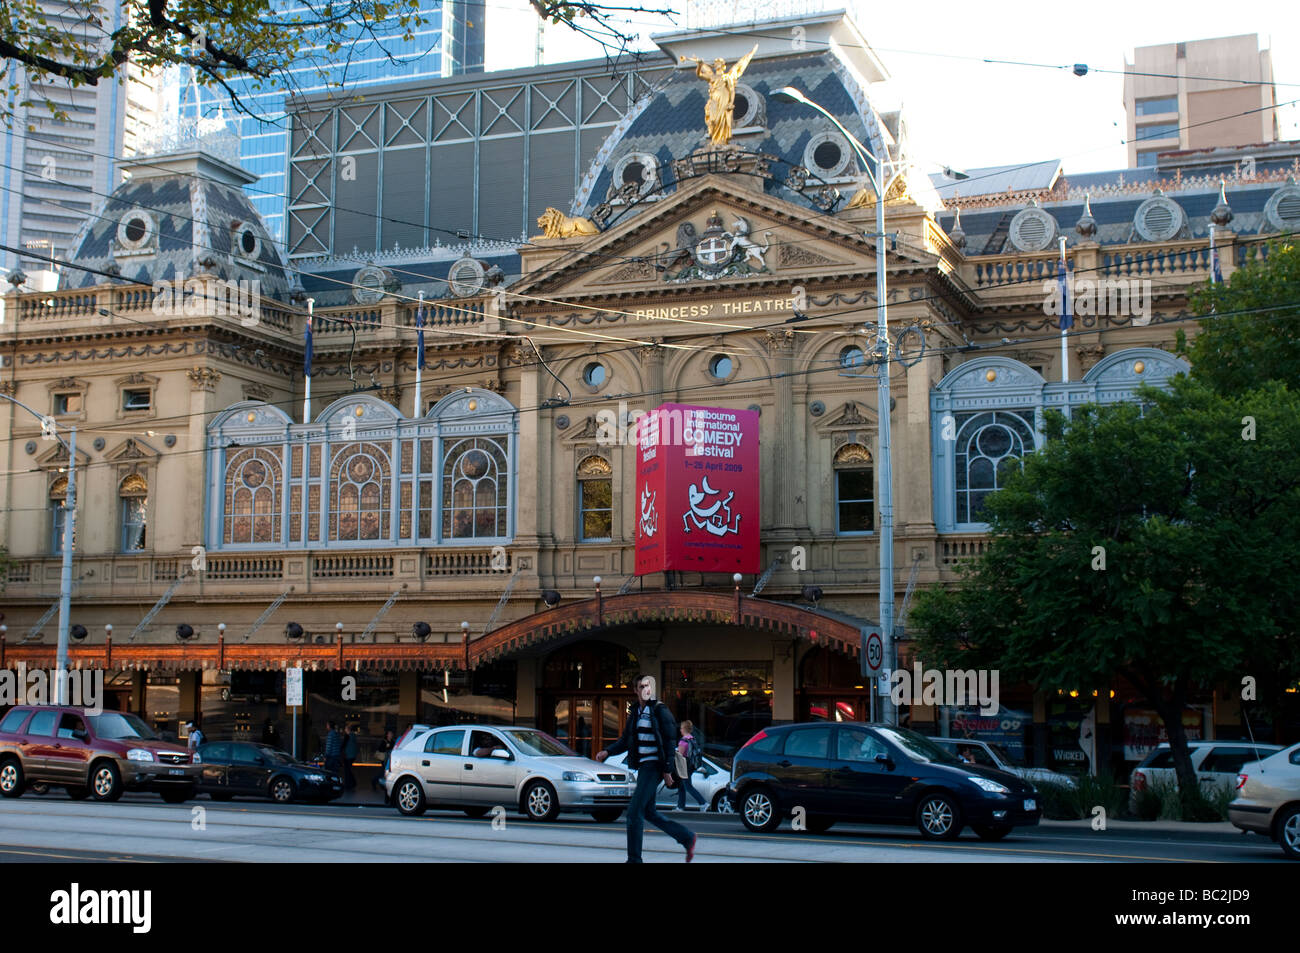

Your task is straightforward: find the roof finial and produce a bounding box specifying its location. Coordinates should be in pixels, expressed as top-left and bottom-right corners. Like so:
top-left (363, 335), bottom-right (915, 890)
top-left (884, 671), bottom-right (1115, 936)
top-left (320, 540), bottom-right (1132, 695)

top-left (1210, 178), bottom-right (1234, 226)
top-left (1075, 193), bottom-right (1097, 238)
top-left (948, 206), bottom-right (966, 250)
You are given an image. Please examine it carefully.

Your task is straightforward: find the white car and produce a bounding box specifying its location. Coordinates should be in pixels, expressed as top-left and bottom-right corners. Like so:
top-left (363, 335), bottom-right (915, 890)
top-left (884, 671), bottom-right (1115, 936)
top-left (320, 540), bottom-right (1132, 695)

top-left (1130, 741), bottom-right (1284, 810)
top-left (1228, 742), bottom-right (1300, 860)
top-left (385, 724), bottom-right (631, 822)
top-left (932, 738), bottom-right (1077, 789)
top-left (606, 752), bottom-right (734, 813)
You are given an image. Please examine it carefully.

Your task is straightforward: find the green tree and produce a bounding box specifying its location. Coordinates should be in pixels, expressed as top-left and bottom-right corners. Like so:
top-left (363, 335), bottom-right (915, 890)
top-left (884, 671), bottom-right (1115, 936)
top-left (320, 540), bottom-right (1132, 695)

top-left (1179, 240), bottom-right (1300, 394)
top-left (912, 378), bottom-right (1300, 817)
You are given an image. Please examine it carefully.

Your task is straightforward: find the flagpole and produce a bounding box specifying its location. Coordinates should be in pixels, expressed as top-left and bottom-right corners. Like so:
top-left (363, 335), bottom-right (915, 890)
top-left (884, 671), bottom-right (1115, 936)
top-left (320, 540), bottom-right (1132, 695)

top-left (414, 292), bottom-right (425, 417)
top-left (304, 297), bottom-right (314, 423)
top-left (1059, 237), bottom-right (1069, 383)
top-left (1209, 223), bottom-right (1220, 285)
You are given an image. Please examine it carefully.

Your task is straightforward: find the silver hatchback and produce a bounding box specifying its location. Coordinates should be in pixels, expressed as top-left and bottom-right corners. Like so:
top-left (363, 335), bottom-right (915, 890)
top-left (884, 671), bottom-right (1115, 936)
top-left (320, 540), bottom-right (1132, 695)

top-left (385, 725), bottom-right (631, 822)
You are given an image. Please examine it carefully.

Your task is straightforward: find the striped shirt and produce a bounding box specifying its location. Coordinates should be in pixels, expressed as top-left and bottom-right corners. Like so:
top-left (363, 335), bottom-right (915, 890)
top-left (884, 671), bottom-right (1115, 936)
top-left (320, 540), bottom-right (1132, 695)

top-left (636, 705), bottom-right (659, 767)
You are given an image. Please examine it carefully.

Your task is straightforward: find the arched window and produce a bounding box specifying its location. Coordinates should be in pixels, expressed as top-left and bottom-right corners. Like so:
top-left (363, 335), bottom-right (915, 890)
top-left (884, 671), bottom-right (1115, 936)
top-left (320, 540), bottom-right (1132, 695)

top-left (49, 476), bottom-right (71, 554)
top-left (834, 443), bottom-right (874, 534)
top-left (119, 473), bottom-right (149, 551)
top-left (577, 455), bottom-right (613, 541)
top-left (224, 449), bottom-right (282, 544)
top-left (331, 443), bottom-right (390, 541)
top-left (442, 437), bottom-right (508, 539)
top-left (954, 411), bottom-right (1036, 524)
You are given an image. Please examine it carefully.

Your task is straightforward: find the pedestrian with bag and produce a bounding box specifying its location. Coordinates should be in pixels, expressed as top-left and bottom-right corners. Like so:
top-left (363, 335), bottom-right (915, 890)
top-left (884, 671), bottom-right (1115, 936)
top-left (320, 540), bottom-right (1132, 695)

top-left (674, 720), bottom-right (707, 813)
top-left (342, 723), bottom-right (359, 790)
top-left (596, 675), bottom-right (697, 863)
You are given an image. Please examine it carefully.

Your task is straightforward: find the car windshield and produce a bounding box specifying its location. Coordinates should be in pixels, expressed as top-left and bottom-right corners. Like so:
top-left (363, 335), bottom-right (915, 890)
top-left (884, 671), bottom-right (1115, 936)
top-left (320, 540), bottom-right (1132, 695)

top-left (259, 747), bottom-right (296, 765)
top-left (877, 727), bottom-right (961, 764)
top-left (504, 730), bottom-right (577, 757)
top-left (87, 712), bottom-right (157, 741)
top-left (988, 743), bottom-right (1021, 766)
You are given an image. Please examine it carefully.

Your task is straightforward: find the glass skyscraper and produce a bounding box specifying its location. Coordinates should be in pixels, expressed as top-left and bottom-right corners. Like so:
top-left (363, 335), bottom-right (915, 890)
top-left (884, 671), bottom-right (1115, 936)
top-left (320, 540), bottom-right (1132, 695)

top-left (180, 0), bottom-right (485, 245)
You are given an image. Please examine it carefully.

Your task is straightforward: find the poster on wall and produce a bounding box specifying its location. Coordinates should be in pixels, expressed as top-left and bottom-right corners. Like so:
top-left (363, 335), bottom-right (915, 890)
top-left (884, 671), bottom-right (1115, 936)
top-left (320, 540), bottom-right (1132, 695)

top-left (941, 706), bottom-right (1031, 763)
top-left (1123, 706), bottom-right (1210, 761)
top-left (635, 403), bottom-right (760, 575)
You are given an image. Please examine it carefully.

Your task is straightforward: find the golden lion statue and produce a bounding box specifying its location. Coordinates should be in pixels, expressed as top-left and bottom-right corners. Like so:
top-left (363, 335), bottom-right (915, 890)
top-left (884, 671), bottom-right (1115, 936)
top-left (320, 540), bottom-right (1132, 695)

top-left (536, 208), bottom-right (599, 239)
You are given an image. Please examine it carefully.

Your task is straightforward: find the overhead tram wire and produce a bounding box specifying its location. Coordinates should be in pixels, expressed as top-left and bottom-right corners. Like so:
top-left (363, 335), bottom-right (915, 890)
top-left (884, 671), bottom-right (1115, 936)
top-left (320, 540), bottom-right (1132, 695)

top-left (3, 85), bottom-right (1294, 294)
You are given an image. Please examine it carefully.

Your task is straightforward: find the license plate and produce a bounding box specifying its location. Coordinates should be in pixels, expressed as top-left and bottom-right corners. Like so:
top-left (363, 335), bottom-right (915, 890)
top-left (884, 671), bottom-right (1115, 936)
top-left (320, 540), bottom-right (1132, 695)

top-left (608, 787), bottom-right (627, 797)
top-left (1024, 798), bottom-right (1037, 811)
top-left (169, 768), bottom-right (186, 776)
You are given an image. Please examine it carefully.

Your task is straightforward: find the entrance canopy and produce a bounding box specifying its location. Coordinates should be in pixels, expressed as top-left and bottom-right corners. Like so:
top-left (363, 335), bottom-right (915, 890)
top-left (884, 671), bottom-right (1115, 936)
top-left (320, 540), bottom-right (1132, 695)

top-left (0, 592), bottom-right (866, 672)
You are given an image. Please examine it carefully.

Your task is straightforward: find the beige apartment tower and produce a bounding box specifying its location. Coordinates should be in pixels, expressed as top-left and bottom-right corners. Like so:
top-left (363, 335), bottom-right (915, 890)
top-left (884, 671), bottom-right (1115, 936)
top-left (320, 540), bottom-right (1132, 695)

top-left (1124, 33), bottom-right (1278, 167)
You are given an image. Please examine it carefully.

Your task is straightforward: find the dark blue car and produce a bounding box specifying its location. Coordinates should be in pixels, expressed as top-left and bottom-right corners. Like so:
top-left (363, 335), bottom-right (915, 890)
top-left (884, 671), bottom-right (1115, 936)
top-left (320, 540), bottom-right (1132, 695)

top-left (728, 722), bottom-right (1042, 841)
top-left (196, 742), bottom-right (344, 804)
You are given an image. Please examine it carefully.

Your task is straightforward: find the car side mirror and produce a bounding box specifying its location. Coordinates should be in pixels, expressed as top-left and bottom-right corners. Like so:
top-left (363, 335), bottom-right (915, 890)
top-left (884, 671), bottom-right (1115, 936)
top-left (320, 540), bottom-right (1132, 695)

top-left (72, 729), bottom-right (89, 742)
top-left (874, 753), bottom-right (893, 767)
top-left (491, 749), bottom-right (511, 760)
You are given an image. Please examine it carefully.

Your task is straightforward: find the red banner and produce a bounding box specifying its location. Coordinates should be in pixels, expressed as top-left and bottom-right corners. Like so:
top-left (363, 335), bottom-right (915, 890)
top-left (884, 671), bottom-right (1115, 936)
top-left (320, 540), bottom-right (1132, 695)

top-left (635, 404), bottom-right (760, 575)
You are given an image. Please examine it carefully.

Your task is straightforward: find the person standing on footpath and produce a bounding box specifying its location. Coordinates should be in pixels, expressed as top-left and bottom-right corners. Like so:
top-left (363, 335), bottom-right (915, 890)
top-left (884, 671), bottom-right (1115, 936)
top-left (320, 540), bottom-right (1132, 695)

top-left (674, 720), bottom-right (707, 812)
top-left (596, 675), bottom-right (697, 863)
top-left (323, 721), bottom-right (342, 775)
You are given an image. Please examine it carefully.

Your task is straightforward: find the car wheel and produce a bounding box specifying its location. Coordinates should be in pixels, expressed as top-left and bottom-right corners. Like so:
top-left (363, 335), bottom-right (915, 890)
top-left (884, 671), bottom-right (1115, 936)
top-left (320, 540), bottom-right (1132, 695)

top-left (159, 787), bottom-right (193, 804)
top-left (463, 806), bottom-right (490, 819)
top-left (90, 761), bottom-right (123, 802)
top-left (805, 816), bottom-right (835, 834)
top-left (394, 776), bottom-right (426, 817)
top-left (591, 808), bottom-right (623, 823)
top-left (269, 776), bottom-right (296, 804)
top-left (209, 792), bottom-right (234, 802)
top-left (916, 792), bottom-right (962, 840)
top-left (1278, 806), bottom-right (1300, 860)
top-left (65, 786), bottom-right (90, 800)
top-left (711, 791), bottom-right (735, 814)
top-left (0, 759), bottom-right (23, 798)
top-left (740, 786), bottom-right (781, 833)
top-left (523, 780), bottom-right (560, 822)
top-left (972, 824), bottom-right (1012, 842)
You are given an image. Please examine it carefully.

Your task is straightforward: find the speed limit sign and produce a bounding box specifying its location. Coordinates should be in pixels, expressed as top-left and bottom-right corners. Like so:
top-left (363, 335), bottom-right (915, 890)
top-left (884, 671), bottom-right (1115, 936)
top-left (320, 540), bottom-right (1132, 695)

top-left (864, 631), bottom-right (884, 674)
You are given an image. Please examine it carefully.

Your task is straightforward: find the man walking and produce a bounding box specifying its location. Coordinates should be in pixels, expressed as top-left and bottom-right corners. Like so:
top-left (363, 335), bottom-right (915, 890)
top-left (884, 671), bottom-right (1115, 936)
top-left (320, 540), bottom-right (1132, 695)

top-left (597, 675), bottom-right (697, 863)
top-left (323, 721), bottom-right (342, 775)
top-left (342, 723), bottom-right (359, 790)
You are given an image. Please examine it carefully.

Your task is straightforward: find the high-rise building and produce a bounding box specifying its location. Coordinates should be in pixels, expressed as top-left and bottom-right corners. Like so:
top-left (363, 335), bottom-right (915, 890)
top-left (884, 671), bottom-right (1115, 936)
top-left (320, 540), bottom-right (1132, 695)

top-left (179, 0), bottom-right (485, 247)
top-left (0, 1), bottom-right (166, 285)
top-left (1123, 34), bottom-right (1278, 167)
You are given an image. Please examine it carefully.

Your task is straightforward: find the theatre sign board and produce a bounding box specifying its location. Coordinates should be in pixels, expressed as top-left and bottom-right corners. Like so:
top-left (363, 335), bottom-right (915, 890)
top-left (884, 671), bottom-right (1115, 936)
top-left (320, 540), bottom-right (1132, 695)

top-left (634, 403), bottom-right (761, 576)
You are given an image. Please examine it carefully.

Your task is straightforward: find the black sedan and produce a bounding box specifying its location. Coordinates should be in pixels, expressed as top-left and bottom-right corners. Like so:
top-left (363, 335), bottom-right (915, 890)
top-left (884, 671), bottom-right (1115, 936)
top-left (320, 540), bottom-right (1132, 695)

top-left (196, 742), bottom-right (344, 804)
top-left (728, 722), bottom-right (1041, 840)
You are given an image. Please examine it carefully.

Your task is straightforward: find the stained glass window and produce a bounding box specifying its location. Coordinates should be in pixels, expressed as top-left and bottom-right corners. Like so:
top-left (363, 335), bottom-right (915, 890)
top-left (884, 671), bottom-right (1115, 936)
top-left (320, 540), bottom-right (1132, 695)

top-left (954, 411), bottom-right (1035, 524)
top-left (442, 436), bottom-right (508, 539)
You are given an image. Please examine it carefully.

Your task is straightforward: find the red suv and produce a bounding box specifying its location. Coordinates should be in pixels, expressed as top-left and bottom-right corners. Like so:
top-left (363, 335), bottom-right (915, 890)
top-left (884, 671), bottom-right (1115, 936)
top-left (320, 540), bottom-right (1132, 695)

top-left (0, 706), bottom-right (200, 803)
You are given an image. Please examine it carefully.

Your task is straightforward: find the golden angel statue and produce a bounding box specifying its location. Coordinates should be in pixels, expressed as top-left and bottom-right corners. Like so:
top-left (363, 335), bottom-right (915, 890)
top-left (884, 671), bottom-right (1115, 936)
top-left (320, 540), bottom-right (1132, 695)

top-left (681, 44), bottom-right (758, 146)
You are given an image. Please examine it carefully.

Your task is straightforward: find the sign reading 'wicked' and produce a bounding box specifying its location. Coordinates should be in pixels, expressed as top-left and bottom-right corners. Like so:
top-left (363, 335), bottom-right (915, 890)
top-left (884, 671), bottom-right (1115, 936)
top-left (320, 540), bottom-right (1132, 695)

top-left (635, 403), bottom-right (760, 576)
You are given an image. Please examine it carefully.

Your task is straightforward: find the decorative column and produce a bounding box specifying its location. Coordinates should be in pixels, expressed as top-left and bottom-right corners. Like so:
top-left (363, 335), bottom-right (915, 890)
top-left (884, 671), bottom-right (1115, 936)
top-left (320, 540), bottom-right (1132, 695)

top-left (186, 367), bottom-right (221, 549)
top-left (763, 328), bottom-right (798, 536)
top-left (636, 338), bottom-right (666, 403)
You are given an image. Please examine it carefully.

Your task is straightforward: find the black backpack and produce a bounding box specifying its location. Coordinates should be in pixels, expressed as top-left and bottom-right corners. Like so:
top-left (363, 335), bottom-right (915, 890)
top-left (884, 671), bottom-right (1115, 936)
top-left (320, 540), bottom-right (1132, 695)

top-left (686, 733), bottom-right (703, 773)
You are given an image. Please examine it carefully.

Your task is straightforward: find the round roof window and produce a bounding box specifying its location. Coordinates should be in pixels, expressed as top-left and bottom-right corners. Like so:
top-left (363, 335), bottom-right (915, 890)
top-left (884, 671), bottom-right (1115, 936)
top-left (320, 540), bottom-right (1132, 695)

top-left (125, 218), bottom-right (147, 243)
top-left (116, 209), bottom-right (155, 251)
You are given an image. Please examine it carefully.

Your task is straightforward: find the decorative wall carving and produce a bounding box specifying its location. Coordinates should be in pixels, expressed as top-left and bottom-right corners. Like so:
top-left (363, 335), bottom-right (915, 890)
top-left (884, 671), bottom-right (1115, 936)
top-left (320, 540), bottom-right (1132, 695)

top-left (762, 328), bottom-right (796, 353)
top-left (188, 367), bottom-right (222, 392)
top-left (604, 259), bottom-right (656, 283)
top-left (1076, 344), bottom-right (1106, 371)
top-left (778, 244), bottom-right (838, 268)
top-left (242, 382), bottom-right (272, 401)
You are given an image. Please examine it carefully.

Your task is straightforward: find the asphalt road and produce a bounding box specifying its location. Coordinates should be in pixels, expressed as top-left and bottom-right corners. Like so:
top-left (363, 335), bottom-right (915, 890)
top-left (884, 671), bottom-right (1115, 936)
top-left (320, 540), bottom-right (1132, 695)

top-left (0, 795), bottom-right (1288, 863)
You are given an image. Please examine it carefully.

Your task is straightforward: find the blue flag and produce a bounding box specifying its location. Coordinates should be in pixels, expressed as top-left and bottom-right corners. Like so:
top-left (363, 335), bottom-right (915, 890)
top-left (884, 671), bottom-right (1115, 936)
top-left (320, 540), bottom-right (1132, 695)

top-left (416, 298), bottom-right (425, 370)
top-left (1057, 256), bottom-right (1073, 331)
top-left (304, 311), bottom-right (313, 378)
top-left (1211, 241), bottom-right (1223, 285)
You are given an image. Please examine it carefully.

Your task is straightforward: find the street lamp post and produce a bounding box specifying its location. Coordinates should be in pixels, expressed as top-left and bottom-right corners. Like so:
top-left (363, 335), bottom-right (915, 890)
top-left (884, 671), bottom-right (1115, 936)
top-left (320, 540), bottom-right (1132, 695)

top-left (0, 392), bottom-right (77, 703)
top-left (774, 87), bottom-right (902, 723)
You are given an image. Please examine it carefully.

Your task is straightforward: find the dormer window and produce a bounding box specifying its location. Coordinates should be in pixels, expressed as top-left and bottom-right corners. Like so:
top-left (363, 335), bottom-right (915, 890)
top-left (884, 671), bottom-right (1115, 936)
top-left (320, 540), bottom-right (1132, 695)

top-left (232, 220), bottom-right (261, 261)
top-left (804, 131), bottom-right (853, 179)
top-left (115, 209), bottom-right (156, 252)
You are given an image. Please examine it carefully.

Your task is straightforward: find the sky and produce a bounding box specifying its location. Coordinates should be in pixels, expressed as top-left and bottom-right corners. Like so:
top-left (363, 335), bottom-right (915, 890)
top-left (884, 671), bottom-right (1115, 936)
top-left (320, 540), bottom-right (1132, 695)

top-left (482, 0), bottom-right (1300, 175)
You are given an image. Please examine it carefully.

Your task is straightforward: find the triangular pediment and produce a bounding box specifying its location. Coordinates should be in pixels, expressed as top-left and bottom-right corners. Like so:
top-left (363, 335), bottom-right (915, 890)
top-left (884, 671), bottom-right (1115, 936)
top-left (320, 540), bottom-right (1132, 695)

top-left (514, 176), bottom-right (880, 301)
top-left (105, 436), bottom-right (161, 463)
top-left (815, 399), bottom-right (878, 432)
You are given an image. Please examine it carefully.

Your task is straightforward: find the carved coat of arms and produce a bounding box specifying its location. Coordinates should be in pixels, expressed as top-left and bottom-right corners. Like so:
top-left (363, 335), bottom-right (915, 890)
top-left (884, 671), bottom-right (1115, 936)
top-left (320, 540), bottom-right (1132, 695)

top-left (659, 210), bottom-right (773, 283)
